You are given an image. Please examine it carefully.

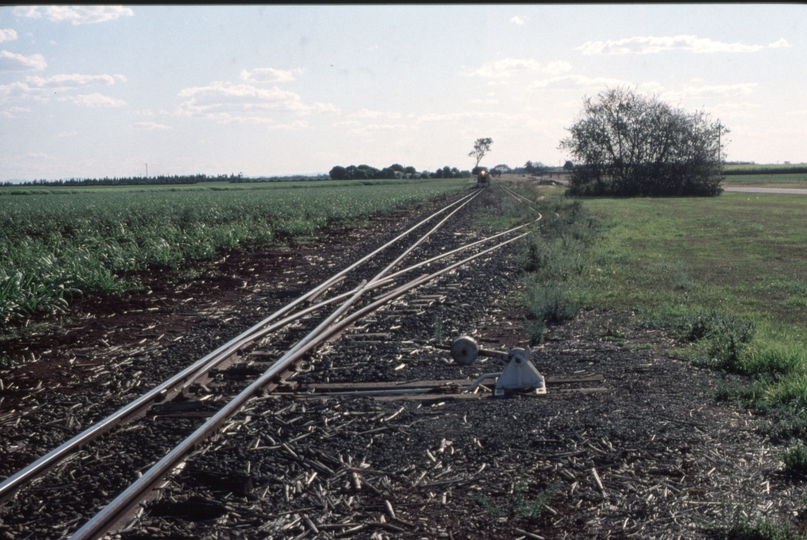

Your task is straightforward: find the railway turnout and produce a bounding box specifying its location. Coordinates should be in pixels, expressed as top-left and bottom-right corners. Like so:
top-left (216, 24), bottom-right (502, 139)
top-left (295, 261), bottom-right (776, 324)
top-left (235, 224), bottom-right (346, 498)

top-left (0, 184), bottom-right (574, 539)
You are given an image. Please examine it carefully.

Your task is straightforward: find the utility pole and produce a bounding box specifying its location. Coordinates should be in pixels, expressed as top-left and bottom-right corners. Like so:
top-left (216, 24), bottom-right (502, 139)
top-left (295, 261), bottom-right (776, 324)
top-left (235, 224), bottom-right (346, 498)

top-left (145, 163), bottom-right (148, 178)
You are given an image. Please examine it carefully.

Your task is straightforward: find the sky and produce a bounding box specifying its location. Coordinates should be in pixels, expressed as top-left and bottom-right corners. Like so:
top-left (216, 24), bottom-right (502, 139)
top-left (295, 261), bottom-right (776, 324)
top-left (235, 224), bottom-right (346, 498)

top-left (1, 4), bottom-right (805, 181)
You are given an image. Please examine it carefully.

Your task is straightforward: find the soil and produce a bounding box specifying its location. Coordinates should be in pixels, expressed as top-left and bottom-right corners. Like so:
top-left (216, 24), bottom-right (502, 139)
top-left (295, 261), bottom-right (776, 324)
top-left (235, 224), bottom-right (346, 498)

top-left (0, 188), bottom-right (804, 540)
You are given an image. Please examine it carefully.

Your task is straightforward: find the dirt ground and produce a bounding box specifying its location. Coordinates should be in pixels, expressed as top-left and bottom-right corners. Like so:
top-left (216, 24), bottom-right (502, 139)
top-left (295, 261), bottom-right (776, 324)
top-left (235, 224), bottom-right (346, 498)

top-left (1, 191), bottom-right (804, 539)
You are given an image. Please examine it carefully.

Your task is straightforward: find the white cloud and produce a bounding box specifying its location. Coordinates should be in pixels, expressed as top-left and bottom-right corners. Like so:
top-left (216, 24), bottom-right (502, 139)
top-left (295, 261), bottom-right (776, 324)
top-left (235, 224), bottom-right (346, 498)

top-left (350, 109), bottom-right (402, 119)
top-left (0, 72), bottom-right (127, 105)
top-left (174, 81), bottom-right (338, 123)
top-left (767, 38), bottom-right (791, 49)
top-left (26, 73), bottom-right (119, 88)
top-left (14, 6), bottom-right (134, 25)
top-left (240, 67), bottom-right (300, 83)
top-left (332, 120), bottom-right (362, 127)
top-left (344, 123), bottom-right (411, 135)
top-left (0, 50), bottom-right (47, 71)
top-left (470, 98), bottom-right (500, 104)
top-left (663, 82), bottom-right (758, 100)
top-left (0, 105), bottom-right (30, 117)
top-left (577, 35), bottom-right (792, 55)
top-left (510, 16), bottom-right (525, 25)
top-left (58, 131), bottom-right (78, 137)
top-left (416, 110), bottom-right (518, 123)
top-left (713, 101), bottom-right (762, 111)
top-left (0, 29), bottom-right (18, 43)
top-left (708, 101), bottom-right (762, 119)
top-left (266, 120), bottom-right (309, 130)
top-left (11, 7), bottom-right (41, 19)
top-left (528, 74), bottom-right (632, 90)
top-left (131, 121), bottom-right (171, 130)
top-left (0, 81), bottom-right (34, 104)
top-left (58, 93), bottom-right (126, 107)
top-left (463, 58), bottom-right (572, 78)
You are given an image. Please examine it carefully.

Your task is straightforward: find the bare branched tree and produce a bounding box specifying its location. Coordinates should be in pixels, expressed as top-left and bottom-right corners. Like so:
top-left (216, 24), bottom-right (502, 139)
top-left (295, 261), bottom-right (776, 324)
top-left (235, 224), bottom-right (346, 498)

top-left (469, 138), bottom-right (493, 168)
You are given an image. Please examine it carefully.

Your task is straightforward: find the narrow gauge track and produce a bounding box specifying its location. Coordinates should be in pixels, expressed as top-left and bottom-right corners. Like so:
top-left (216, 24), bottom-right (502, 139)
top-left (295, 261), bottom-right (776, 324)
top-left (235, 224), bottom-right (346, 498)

top-left (0, 186), bottom-right (541, 540)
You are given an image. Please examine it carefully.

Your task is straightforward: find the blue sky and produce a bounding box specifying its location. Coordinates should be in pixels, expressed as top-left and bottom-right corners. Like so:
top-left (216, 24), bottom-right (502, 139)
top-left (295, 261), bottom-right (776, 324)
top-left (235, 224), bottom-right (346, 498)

top-left (1, 5), bottom-right (805, 180)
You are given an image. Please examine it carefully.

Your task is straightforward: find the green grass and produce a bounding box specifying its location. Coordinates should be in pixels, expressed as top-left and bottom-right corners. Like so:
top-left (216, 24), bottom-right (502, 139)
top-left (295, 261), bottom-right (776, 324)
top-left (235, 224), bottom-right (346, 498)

top-left (0, 178), bottom-right (445, 196)
top-left (498, 178), bottom-right (807, 532)
top-left (499, 179), bottom-right (807, 421)
top-left (721, 173), bottom-right (807, 187)
top-left (538, 191), bottom-right (807, 413)
top-left (706, 518), bottom-right (807, 540)
top-left (494, 184), bottom-right (601, 345)
top-left (476, 478), bottom-right (558, 521)
top-left (577, 194), bottom-right (807, 327)
top-left (0, 178), bottom-right (470, 325)
top-left (724, 163), bottom-right (807, 173)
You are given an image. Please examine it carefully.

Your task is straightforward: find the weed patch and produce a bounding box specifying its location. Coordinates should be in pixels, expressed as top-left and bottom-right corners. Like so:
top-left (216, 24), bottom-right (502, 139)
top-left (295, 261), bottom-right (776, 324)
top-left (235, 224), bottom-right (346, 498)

top-left (524, 281), bottom-right (580, 325)
top-left (781, 441), bottom-right (807, 473)
top-left (677, 310), bottom-right (756, 372)
top-left (476, 479), bottom-right (558, 521)
top-left (506, 191), bottom-right (602, 342)
top-left (705, 518), bottom-right (807, 540)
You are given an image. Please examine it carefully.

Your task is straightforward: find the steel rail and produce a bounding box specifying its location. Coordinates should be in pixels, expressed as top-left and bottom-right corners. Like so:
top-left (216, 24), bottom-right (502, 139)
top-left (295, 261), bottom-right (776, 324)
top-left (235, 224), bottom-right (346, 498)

top-left (498, 183), bottom-right (537, 209)
top-left (183, 190), bottom-right (484, 388)
top-left (0, 190), bottom-right (476, 505)
top-left (69, 227), bottom-right (530, 540)
top-left (382, 216), bottom-right (541, 283)
top-left (247, 191), bottom-right (483, 380)
top-left (366, 189), bottom-right (481, 286)
top-left (183, 215), bottom-right (543, 382)
top-left (500, 183), bottom-right (562, 221)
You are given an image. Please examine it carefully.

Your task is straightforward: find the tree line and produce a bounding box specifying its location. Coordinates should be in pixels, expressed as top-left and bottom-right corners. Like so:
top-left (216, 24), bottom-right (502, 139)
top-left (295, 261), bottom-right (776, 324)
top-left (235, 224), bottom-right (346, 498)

top-left (3, 174), bottom-right (241, 187)
top-left (1, 173), bottom-right (332, 188)
top-left (329, 164), bottom-right (472, 180)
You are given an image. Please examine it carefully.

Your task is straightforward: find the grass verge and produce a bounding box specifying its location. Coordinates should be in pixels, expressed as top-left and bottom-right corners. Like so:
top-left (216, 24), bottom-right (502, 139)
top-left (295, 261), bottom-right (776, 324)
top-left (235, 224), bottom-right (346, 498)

top-left (497, 180), bottom-right (807, 530)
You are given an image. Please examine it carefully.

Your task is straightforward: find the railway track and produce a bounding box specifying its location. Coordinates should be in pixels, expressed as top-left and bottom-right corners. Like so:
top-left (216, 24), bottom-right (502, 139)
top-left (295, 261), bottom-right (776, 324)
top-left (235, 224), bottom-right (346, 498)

top-left (0, 185), bottom-right (546, 539)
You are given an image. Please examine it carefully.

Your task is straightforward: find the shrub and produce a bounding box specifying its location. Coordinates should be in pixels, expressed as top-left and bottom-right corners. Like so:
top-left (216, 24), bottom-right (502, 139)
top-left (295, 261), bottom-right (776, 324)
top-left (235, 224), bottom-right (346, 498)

top-left (678, 310), bottom-right (756, 371)
top-left (525, 281), bottom-right (579, 325)
top-left (781, 441), bottom-right (807, 473)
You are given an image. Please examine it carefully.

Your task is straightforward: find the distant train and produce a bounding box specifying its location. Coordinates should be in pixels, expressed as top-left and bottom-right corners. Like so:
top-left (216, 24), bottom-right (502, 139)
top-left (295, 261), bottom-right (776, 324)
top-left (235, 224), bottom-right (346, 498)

top-left (473, 166), bottom-right (489, 188)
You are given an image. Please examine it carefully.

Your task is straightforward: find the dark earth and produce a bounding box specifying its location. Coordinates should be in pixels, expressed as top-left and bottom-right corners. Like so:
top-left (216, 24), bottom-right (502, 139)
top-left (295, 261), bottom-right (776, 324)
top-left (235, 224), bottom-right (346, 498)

top-left (1, 188), bottom-right (805, 539)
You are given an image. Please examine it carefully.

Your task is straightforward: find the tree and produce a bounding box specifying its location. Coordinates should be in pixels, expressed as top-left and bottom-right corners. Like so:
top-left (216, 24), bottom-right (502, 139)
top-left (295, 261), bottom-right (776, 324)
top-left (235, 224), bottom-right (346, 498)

top-left (329, 166), bottom-right (347, 180)
top-left (469, 138), bottom-right (493, 168)
top-left (563, 161), bottom-right (574, 171)
top-left (559, 87), bottom-right (728, 196)
top-left (524, 161), bottom-right (548, 175)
